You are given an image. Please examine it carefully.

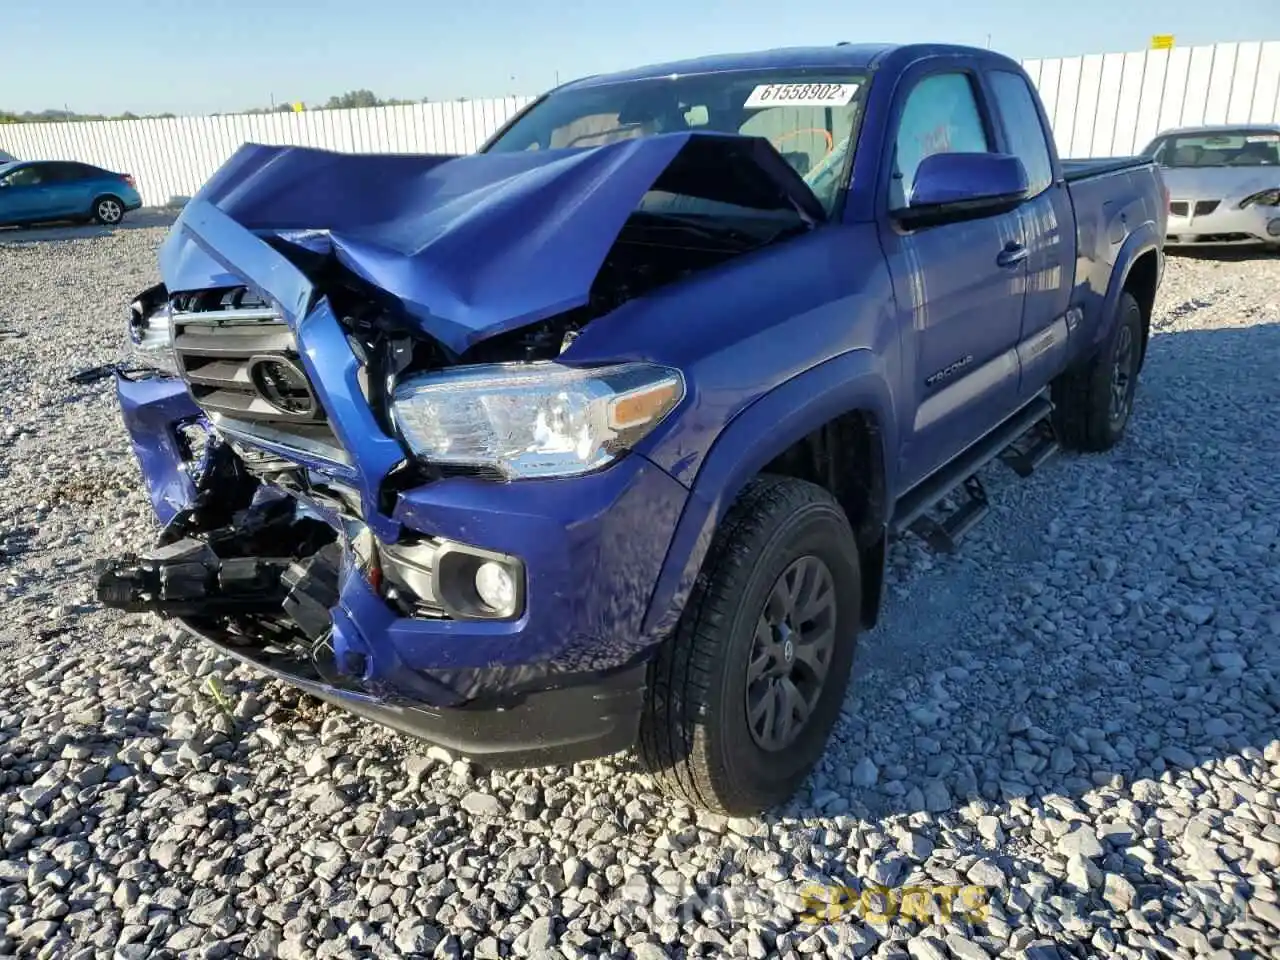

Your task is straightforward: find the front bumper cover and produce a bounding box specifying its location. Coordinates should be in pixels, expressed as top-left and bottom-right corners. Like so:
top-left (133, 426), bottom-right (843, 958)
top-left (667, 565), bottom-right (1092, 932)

top-left (182, 616), bottom-right (648, 768)
top-left (1165, 204), bottom-right (1280, 245)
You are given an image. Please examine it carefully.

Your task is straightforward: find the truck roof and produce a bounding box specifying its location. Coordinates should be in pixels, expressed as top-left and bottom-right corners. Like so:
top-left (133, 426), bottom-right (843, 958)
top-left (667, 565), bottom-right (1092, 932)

top-left (559, 43), bottom-right (1022, 91)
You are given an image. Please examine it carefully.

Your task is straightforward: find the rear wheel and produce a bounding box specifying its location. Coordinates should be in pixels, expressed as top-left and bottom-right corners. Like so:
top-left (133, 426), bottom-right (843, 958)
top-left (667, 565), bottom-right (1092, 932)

top-left (1052, 290), bottom-right (1143, 452)
top-left (92, 196), bottom-right (125, 225)
top-left (638, 475), bottom-right (861, 815)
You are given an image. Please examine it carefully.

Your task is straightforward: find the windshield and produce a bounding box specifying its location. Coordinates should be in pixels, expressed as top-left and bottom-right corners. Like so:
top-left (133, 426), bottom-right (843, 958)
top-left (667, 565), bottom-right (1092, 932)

top-left (483, 70), bottom-right (869, 216)
top-left (1150, 130), bottom-right (1280, 168)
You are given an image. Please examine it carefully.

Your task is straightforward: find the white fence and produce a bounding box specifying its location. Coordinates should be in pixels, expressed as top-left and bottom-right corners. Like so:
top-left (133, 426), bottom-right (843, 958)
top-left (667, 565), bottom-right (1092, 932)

top-left (1023, 40), bottom-right (1280, 159)
top-left (0, 97), bottom-right (536, 207)
top-left (2, 40), bottom-right (1279, 208)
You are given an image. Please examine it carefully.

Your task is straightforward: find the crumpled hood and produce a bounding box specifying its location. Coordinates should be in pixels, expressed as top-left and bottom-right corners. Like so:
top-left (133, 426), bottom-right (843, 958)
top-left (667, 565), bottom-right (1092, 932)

top-left (160, 134), bottom-right (824, 354)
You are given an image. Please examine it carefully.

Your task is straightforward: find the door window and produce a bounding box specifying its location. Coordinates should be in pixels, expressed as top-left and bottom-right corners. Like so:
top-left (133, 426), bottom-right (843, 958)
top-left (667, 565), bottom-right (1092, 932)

top-left (891, 73), bottom-right (990, 208)
top-left (988, 70), bottom-right (1054, 195)
top-left (41, 163), bottom-right (83, 183)
top-left (2, 165), bottom-right (47, 187)
top-left (59, 163), bottom-right (97, 182)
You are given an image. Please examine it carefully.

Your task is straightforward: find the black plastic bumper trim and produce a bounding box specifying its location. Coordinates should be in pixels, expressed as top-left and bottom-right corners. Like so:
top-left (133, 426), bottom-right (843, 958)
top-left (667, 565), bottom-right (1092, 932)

top-left (178, 618), bottom-right (647, 769)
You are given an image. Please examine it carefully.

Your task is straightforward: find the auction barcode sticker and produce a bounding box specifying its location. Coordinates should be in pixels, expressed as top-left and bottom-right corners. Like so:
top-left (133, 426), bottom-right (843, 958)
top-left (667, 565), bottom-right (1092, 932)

top-left (744, 83), bottom-right (859, 108)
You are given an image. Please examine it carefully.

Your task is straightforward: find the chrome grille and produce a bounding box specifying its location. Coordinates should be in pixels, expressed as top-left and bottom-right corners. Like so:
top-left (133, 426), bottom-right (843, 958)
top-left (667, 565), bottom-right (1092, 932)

top-left (170, 289), bottom-right (348, 466)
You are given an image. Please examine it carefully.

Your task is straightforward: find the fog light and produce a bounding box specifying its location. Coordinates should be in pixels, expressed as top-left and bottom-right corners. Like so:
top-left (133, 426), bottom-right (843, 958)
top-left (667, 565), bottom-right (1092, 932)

top-left (434, 543), bottom-right (525, 620)
top-left (475, 561), bottom-right (517, 615)
top-left (1267, 218), bottom-right (1280, 237)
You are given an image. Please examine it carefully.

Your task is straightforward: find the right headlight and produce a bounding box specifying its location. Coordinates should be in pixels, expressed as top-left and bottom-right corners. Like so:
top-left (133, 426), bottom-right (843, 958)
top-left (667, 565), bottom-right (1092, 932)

top-left (1238, 188), bottom-right (1280, 209)
top-left (125, 294), bottom-right (179, 377)
top-left (390, 361), bottom-right (684, 480)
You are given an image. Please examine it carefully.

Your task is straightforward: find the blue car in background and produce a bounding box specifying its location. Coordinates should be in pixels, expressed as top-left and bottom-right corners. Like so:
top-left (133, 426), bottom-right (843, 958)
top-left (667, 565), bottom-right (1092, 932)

top-left (0, 159), bottom-right (142, 227)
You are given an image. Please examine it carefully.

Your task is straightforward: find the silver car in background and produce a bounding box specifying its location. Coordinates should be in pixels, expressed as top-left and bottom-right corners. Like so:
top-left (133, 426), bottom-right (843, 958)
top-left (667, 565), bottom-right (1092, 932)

top-left (1141, 124), bottom-right (1280, 249)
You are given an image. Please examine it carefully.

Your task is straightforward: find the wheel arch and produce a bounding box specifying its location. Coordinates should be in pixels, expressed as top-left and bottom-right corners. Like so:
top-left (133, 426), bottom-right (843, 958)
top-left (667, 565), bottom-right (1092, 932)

top-left (1122, 247), bottom-right (1160, 370)
top-left (1100, 226), bottom-right (1161, 368)
top-left (641, 349), bottom-right (898, 641)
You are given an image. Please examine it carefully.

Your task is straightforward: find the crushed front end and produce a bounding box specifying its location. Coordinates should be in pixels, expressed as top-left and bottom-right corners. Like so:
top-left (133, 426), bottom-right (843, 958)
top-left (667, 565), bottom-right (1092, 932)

top-left (100, 265), bottom-right (687, 764)
top-left (96, 135), bottom-right (822, 765)
top-left (98, 217), bottom-right (686, 766)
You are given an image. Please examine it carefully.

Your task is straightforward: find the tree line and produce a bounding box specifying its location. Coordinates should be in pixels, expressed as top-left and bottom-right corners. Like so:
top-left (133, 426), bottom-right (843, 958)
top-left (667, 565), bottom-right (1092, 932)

top-left (0, 90), bottom-right (472, 124)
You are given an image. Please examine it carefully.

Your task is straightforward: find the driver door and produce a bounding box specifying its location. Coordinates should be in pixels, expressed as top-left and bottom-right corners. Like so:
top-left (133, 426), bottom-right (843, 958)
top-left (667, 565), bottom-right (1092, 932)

top-left (876, 68), bottom-right (1029, 490)
top-left (0, 164), bottom-right (48, 223)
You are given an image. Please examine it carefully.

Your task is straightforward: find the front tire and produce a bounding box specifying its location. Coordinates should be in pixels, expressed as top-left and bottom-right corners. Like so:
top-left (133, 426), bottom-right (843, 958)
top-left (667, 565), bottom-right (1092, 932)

top-left (1052, 290), bottom-right (1144, 452)
top-left (92, 196), bottom-right (125, 225)
top-left (638, 475), bottom-right (861, 815)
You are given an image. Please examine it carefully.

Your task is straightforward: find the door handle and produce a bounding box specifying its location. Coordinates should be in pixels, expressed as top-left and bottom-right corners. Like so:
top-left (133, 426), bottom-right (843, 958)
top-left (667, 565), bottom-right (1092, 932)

top-left (997, 242), bottom-right (1029, 268)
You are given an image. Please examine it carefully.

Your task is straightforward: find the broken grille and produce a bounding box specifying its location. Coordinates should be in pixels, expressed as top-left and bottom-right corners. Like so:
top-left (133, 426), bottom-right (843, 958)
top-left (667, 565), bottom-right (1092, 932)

top-left (170, 288), bottom-right (349, 466)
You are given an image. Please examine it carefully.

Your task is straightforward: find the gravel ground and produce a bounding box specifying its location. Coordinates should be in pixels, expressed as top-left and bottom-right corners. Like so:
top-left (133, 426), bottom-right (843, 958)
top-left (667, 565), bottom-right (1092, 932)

top-left (1, 220), bottom-right (1278, 960)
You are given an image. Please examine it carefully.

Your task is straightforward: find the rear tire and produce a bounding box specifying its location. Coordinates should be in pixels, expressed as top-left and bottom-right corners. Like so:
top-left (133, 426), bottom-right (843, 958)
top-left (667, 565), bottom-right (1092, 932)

top-left (638, 475), bottom-right (861, 815)
top-left (92, 196), bottom-right (125, 225)
top-left (1052, 290), bottom-right (1143, 452)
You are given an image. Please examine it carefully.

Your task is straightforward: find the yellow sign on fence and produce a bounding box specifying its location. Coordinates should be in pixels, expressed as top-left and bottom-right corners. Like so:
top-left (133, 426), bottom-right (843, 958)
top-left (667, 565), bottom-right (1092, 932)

top-left (292, 102), bottom-right (305, 113)
top-left (1151, 34), bottom-right (1175, 50)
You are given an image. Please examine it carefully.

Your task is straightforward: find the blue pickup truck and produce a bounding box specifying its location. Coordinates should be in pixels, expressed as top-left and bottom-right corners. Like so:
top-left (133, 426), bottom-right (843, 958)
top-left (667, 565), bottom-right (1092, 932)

top-left (95, 42), bottom-right (1166, 814)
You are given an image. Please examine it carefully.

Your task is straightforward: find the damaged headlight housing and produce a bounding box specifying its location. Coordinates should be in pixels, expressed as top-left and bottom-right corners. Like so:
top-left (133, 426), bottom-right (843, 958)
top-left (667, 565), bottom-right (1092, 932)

top-left (391, 361), bottom-right (684, 479)
top-left (125, 296), bottom-right (179, 376)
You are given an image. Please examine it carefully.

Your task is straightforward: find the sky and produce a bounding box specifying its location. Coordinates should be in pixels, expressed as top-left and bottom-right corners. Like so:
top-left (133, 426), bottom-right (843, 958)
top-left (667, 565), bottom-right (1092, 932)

top-left (3, 0), bottom-right (1277, 116)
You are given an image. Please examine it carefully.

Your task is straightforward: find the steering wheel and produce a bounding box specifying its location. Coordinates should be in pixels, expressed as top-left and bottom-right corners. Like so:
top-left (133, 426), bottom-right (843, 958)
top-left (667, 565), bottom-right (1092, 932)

top-left (771, 128), bottom-right (834, 157)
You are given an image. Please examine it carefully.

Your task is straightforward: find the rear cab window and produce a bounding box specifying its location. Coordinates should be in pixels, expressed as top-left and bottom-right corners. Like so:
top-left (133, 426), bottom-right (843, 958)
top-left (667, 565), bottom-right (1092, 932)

top-left (987, 70), bottom-right (1054, 195)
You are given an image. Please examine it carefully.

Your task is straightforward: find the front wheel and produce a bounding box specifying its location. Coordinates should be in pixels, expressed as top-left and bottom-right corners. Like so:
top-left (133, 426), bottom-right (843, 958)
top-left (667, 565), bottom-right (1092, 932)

top-left (92, 196), bottom-right (125, 225)
top-left (638, 475), bottom-right (861, 815)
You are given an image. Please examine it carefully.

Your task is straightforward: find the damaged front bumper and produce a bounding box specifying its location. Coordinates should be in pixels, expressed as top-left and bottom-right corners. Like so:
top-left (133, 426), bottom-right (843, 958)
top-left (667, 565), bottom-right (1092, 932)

top-left (102, 366), bottom-right (687, 765)
top-left (97, 150), bottom-right (770, 764)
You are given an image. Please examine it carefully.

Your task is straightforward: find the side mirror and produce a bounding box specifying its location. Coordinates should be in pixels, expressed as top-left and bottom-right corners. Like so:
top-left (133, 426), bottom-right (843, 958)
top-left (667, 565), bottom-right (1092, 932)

top-left (892, 152), bottom-right (1029, 229)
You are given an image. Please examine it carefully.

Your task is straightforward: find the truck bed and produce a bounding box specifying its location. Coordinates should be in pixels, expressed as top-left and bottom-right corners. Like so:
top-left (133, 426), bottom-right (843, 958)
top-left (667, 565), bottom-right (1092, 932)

top-left (1061, 156), bottom-right (1153, 182)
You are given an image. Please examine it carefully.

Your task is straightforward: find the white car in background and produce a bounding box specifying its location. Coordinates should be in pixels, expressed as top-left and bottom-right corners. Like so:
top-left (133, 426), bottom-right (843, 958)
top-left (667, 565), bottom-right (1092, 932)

top-left (1141, 124), bottom-right (1280, 250)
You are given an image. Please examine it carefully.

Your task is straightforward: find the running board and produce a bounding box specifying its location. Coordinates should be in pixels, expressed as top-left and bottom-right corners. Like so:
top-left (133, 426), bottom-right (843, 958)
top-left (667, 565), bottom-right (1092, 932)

top-left (999, 417), bottom-right (1061, 478)
top-left (891, 395), bottom-right (1054, 551)
top-left (907, 476), bottom-right (990, 553)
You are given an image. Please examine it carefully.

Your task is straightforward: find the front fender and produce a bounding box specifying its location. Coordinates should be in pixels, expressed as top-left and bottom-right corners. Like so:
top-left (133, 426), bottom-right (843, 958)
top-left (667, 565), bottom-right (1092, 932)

top-left (640, 348), bottom-right (897, 638)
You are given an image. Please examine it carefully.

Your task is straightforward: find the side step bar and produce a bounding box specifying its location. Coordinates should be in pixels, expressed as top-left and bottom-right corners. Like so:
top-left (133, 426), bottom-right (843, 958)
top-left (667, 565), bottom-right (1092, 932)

top-left (891, 394), bottom-right (1057, 552)
top-left (999, 417), bottom-right (1061, 478)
